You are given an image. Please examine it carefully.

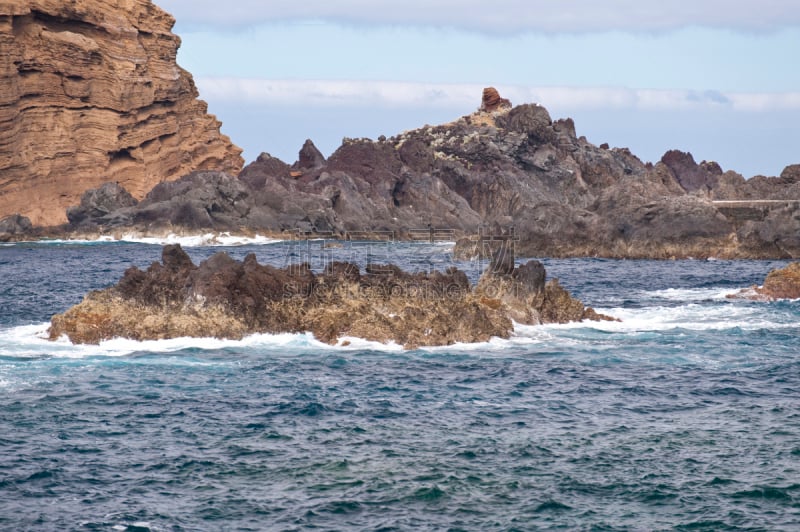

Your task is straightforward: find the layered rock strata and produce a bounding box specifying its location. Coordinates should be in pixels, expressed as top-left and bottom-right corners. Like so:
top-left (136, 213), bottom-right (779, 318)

top-left (48, 244), bottom-right (611, 348)
top-left (479, 86), bottom-right (512, 113)
top-left (0, 0), bottom-right (243, 226)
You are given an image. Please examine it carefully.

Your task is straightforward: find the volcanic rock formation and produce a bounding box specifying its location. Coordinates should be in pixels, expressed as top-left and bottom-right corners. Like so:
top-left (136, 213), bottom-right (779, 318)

top-left (48, 244), bottom-right (610, 348)
top-left (0, 0), bottom-right (243, 226)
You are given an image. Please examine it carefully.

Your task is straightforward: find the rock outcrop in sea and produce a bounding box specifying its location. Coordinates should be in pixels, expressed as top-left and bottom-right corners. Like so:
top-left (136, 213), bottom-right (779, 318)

top-left (728, 262), bottom-right (800, 301)
top-left (48, 244), bottom-right (612, 349)
top-left (0, 0), bottom-right (243, 226)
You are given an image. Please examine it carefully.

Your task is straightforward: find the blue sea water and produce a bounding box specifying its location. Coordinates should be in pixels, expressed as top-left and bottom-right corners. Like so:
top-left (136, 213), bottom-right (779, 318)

top-left (1, 239), bottom-right (799, 531)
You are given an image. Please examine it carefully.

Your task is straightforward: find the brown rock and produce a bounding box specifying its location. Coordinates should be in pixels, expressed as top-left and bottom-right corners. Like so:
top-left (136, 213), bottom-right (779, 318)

top-left (0, 0), bottom-right (243, 226)
top-left (48, 244), bottom-right (611, 348)
top-left (479, 87), bottom-right (512, 113)
top-left (475, 258), bottom-right (613, 325)
top-left (728, 262), bottom-right (800, 301)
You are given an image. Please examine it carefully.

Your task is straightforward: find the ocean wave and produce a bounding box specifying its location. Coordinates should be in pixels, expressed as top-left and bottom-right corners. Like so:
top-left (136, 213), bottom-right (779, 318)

top-left (24, 232), bottom-right (285, 247)
top-left (2, 292), bottom-right (797, 360)
top-left (1, 322), bottom-right (412, 359)
top-left (545, 300), bottom-right (798, 333)
top-left (1, 322), bottom-right (552, 358)
top-left (641, 287), bottom-right (738, 302)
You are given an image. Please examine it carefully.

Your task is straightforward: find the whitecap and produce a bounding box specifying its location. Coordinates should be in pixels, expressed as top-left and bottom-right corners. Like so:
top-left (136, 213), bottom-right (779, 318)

top-left (3, 295), bottom-right (795, 360)
top-left (640, 287), bottom-right (739, 302)
top-left (541, 301), bottom-right (797, 334)
top-left (21, 232), bottom-right (285, 247)
top-left (1, 323), bottom-right (404, 359)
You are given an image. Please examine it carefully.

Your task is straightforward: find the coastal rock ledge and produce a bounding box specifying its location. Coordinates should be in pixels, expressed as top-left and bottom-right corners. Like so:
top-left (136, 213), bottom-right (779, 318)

top-left (49, 245), bottom-right (613, 349)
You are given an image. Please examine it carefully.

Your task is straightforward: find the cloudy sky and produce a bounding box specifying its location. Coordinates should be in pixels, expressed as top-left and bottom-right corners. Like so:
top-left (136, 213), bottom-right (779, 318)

top-left (158, 0), bottom-right (800, 178)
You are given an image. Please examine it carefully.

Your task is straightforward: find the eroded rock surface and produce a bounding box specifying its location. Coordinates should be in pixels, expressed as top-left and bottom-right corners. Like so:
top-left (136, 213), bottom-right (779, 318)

top-left (0, 0), bottom-right (243, 226)
top-left (48, 244), bottom-right (610, 348)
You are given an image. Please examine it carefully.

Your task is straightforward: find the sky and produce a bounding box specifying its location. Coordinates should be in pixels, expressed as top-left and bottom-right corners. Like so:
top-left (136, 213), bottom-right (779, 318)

top-left (157, 0), bottom-right (800, 178)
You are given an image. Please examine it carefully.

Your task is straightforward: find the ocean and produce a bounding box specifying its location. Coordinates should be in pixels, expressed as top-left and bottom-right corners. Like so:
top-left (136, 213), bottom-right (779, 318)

top-left (1, 238), bottom-right (798, 531)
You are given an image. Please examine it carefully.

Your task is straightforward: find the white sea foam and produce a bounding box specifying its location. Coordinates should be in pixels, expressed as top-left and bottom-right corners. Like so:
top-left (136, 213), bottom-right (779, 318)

top-left (25, 232), bottom-right (285, 247)
top-left (642, 287), bottom-right (738, 302)
top-left (0, 323), bottom-right (401, 359)
top-left (541, 300), bottom-right (796, 334)
top-left (2, 291), bottom-right (795, 359)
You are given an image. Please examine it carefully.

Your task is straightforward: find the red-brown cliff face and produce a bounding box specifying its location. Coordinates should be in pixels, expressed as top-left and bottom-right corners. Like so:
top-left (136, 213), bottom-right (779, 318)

top-left (0, 0), bottom-right (243, 226)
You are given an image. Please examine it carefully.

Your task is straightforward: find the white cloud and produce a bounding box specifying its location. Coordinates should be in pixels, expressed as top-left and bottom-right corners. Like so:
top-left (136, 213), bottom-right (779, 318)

top-left (196, 78), bottom-right (800, 113)
top-left (158, 0), bottom-right (800, 33)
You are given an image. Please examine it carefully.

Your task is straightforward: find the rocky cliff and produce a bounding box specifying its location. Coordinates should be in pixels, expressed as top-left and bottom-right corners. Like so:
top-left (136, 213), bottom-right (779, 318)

top-left (0, 0), bottom-right (243, 226)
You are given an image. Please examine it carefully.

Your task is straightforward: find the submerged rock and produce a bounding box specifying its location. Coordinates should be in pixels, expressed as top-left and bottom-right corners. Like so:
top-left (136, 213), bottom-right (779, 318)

top-left (728, 262), bottom-right (800, 301)
top-left (48, 245), bottom-right (613, 348)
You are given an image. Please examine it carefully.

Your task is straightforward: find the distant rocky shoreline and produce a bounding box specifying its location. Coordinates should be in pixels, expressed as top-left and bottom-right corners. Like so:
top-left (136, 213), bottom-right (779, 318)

top-left (48, 244), bottom-right (614, 349)
top-left (4, 87), bottom-right (800, 259)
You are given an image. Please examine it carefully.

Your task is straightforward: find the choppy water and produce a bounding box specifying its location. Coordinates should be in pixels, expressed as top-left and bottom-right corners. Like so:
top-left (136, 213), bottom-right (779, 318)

top-left (1, 239), bottom-right (799, 530)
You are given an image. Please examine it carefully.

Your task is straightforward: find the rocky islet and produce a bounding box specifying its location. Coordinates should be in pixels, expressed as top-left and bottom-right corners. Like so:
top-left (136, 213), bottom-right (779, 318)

top-left (48, 244), bottom-right (613, 348)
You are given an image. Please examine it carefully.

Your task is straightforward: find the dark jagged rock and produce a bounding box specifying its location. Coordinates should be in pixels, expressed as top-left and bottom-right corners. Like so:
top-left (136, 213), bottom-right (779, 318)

top-left (781, 164), bottom-right (800, 182)
top-left (661, 150), bottom-right (718, 192)
top-left (48, 245), bottom-right (612, 348)
top-left (131, 171), bottom-right (253, 231)
top-left (496, 103), bottom-right (556, 144)
top-left (294, 139), bottom-right (326, 171)
top-left (67, 183), bottom-right (139, 228)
